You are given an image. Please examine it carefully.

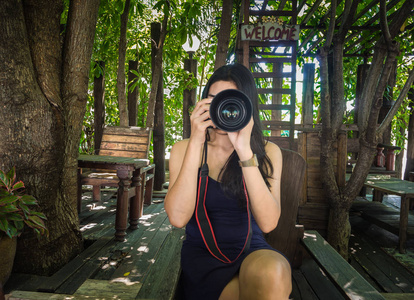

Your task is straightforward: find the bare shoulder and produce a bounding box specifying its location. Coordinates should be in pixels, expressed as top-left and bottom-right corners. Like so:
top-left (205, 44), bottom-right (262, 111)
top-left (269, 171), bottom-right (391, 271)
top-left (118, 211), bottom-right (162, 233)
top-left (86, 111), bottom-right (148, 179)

top-left (169, 139), bottom-right (190, 174)
top-left (264, 141), bottom-right (283, 178)
top-left (170, 139), bottom-right (190, 163)
top-left (264, 141), bottom-right (282, 160)
top-left (171, 139), bottom-right (189, 155)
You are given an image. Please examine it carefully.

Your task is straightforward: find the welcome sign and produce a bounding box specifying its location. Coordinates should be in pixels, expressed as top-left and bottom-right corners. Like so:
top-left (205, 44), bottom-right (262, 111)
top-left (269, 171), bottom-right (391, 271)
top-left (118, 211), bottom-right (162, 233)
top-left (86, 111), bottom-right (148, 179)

top-left (241, 23), bottom-right (300, 41)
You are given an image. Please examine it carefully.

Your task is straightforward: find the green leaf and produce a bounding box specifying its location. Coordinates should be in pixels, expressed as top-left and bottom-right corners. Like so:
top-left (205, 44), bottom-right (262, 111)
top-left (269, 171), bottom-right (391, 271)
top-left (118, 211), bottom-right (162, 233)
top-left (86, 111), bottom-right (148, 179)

top-left (29, 211), bottom-right (47, 220)
top-left (19, 203), bottom-right (30, 217)
top-left (5, 214), bottom-right (23, 222)
top-left (20, 194), bottom-right (37, 206)
top-left (0, 219), bottom-right (8, 232)
top-left (14, 220), bottom-right (24, 231)
top-left (12, 181), bottom-right (24, 191)
top-left (0, 194), bottom-right (19, 205)
top-left (0, 206), bottom-right (19, 213)
top-left (25, 215), bottom-right (46, 230)
top-left (8, 226), bottom-right (18, 238)
top-left (6, 167), bottom-right (16, 187)
top-left (0, 170), bottom-right (7, 188)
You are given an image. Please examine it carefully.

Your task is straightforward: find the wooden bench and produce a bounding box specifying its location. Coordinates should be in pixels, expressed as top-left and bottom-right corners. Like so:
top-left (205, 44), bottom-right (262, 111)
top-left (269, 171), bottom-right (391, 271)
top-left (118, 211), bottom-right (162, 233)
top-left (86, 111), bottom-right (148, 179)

top-left (302, 230), bottom-right (386, 300)
top-left (79, 126), bottom-right (155, 213)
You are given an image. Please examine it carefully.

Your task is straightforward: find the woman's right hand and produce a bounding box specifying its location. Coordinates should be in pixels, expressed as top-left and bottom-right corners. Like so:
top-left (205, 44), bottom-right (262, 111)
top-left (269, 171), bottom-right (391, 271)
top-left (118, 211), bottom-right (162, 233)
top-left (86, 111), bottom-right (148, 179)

top-left (189, 98), bottom-right (214, 145)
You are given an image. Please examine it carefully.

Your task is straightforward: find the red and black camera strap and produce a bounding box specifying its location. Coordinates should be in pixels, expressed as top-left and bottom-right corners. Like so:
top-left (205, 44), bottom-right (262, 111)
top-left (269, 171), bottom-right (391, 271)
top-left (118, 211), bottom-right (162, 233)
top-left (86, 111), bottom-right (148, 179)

top-left (195, 140), bottom-right (252, 264)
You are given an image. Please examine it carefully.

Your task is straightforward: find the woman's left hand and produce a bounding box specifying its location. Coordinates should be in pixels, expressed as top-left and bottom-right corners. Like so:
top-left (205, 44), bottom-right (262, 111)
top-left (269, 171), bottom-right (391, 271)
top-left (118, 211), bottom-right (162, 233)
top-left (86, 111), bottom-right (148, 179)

top-left (228, 118), bottom-right (254, 160)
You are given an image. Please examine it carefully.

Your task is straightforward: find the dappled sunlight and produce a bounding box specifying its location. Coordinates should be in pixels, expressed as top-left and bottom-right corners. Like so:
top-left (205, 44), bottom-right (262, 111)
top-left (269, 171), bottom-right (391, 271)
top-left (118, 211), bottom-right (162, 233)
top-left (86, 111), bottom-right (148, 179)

top-left (137, 246), bottom-right (149, 253)
top-left (110, 277), bottom-right (141, 286)
top-left (160, 224), bottom-right (172, 232)
top-left (139, 212), bottom-right (161, 227)
top-left (80, 223), bottom-right (98, 232)
top-left (85, 204), bottom-right (108, 211)
top-left (303, 231), bottom-right (317, 240)
top-left (67, 202), bottom-right (180, 298)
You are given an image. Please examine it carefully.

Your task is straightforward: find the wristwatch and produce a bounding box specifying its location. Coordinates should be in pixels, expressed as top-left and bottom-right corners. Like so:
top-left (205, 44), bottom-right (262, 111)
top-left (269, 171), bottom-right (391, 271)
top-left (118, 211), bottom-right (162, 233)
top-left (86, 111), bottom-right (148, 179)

top-left (238, 154), bottom-right (259, 167)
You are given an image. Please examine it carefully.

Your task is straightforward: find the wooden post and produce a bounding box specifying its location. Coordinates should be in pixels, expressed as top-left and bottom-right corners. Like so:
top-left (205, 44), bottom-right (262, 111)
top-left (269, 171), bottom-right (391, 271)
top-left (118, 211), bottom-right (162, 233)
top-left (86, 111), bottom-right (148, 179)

top-left (94, 61), bottom-right (105, 154)
top-left (302, 63), bottom-right (315, 127)
top-left (355, 64), bottom-right (370, 125)
top-left (297, 132), bottom-right (308, 206)
top-left (242, 0), bottom-right (249, 68)
top-left (378, 61), bottom-right (397, 145)
top-left (352, 64), bottom-right (370, 161)
top-left (151, 22), bottom-right (165, 191)
top-left (128, 60), bottom-right (139, 126)
top-left (183, 57), bottom-right (197, 139)
top-left (271, 62), bottom-right (282, 137)
top-left (404, 88), bottom-right (414, 180)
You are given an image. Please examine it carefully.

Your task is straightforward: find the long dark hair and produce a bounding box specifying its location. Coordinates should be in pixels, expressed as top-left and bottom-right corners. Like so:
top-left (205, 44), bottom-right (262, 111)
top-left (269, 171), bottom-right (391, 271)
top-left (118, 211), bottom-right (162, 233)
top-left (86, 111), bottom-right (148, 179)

top-left (202, 63), bottom-right (274, 203)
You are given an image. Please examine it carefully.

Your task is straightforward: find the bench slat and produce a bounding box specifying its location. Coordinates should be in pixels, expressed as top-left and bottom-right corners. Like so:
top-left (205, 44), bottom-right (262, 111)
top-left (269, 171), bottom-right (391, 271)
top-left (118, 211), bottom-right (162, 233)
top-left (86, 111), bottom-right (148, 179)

top-left (136, 227), bottom-right (185, 300)
top-left (302, 230), bottom-right (385, 300)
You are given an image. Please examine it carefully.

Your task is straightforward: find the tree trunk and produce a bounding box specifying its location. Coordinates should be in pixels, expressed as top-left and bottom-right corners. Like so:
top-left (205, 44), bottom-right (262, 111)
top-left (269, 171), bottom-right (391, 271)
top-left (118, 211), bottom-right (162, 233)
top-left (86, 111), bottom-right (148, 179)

top-left (0, 0), bottom-right (99, 275)
top-left (117, 0), bottom-right (130, 127)
top-left (128, 60), bottom-right (139, 126)
top-left (214, 0), bottom-right (233, 70)
top-left (327, 202), bottom-right (351, 255)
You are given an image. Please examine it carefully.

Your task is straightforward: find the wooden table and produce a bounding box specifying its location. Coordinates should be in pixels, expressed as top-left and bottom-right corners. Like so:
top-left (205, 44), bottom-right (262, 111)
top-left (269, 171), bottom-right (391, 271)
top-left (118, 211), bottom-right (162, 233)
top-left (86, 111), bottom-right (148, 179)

top-left (78, 154), bottom-right (149, 241)
top-left (363, 176), bottom-right (414, 253)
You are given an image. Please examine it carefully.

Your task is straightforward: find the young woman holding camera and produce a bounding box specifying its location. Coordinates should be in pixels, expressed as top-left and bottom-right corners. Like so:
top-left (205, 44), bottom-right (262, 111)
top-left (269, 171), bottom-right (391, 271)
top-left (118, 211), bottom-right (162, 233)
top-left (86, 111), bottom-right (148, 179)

top-left (164, 63), bottom-right (291, 299)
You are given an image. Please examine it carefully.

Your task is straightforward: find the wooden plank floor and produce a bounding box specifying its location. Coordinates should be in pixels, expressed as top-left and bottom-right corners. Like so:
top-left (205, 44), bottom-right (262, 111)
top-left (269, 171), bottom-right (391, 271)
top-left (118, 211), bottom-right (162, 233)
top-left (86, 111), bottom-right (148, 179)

top-left (4, 191), bottom-right (414, 299)
top-left (349, 197), bottom-right (414, 299)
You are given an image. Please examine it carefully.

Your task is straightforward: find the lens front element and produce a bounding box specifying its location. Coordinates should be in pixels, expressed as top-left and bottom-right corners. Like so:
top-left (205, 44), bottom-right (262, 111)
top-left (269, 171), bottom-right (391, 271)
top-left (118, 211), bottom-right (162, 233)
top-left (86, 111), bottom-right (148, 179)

top-left (210, 89), bottom-right (252, 132)
top-left (222, 105), bottom-right (240, 120)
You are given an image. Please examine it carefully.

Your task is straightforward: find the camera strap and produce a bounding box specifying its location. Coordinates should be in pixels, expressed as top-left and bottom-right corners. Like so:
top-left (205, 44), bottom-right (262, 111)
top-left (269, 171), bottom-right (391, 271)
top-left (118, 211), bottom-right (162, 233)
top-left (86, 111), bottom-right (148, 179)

top-left (195, 139), bottom-right (252, 264)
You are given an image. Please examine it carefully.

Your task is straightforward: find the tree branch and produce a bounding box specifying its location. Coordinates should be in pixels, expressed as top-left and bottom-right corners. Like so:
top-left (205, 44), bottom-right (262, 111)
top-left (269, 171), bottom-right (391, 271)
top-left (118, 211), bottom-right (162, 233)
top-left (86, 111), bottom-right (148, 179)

top-left (378, 67), bottom-right (414, 136)
top-left (365, 41), bottom-right (399, 142)
top-left (388, 0), bottom-right (414, 38)
top-left (325, 0), bottom-right (337, 47)
top-left (357, 44), bottom-right (387, 132)
top-left (379, 0), bottom-right (392, 44)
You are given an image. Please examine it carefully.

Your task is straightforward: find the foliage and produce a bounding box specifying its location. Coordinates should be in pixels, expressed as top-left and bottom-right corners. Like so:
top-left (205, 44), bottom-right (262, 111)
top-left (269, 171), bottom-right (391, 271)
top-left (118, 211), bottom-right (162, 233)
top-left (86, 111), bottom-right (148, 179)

top-left (79, 0), bottom-right (414, 160)
top-left (0, 167), bottom-right (48, 239)
top-left (80, 0), bottom-right (220, 157)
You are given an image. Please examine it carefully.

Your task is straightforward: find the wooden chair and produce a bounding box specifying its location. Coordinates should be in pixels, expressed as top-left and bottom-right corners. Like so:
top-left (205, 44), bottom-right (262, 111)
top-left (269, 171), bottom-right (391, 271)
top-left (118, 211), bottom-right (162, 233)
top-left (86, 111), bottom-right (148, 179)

top-left (79, 126), bottom-right (155, 212)
top-left (264, 148), bottom-right (306, 268)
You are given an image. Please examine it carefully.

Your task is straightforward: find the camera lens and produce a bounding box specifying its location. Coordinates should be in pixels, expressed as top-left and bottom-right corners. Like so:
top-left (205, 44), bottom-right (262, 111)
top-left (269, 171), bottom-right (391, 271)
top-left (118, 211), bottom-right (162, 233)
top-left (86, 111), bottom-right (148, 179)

top-left (222, 105), bottom-right (240, 120)
top-left (210, 89), bottom-right (252, 132)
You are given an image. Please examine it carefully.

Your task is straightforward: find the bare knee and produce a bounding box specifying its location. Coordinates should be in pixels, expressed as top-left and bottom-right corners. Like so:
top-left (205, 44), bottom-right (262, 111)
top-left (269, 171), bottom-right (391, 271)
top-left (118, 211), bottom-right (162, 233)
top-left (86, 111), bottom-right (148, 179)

top-left (219, 275), bottom-right (240, 300)
top-left (239, 250), bottom-right (291, 300)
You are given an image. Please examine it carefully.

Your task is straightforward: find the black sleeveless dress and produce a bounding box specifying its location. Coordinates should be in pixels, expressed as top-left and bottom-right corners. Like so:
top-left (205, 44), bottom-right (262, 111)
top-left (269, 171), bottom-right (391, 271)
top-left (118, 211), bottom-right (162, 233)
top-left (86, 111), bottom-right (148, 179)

top-left (180, 176), bottom-right (285, 299)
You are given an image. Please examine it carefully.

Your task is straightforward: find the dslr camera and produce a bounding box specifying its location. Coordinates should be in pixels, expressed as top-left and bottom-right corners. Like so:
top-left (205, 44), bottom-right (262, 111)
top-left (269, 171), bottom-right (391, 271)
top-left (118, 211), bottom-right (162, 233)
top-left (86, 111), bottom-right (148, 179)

top-left (209, 89), bottom-right (252, 132)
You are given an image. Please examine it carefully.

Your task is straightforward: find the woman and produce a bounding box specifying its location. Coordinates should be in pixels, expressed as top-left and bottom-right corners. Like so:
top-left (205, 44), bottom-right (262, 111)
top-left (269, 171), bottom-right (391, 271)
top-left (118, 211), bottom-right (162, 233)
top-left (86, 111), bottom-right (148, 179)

top-left (164, 63), bottom-right (291, 299)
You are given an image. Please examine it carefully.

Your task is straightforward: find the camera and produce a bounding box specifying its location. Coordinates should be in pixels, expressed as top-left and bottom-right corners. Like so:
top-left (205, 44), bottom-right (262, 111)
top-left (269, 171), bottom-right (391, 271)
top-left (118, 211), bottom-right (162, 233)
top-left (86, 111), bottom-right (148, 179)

top-left (209, 89), bottom-right (252, 132)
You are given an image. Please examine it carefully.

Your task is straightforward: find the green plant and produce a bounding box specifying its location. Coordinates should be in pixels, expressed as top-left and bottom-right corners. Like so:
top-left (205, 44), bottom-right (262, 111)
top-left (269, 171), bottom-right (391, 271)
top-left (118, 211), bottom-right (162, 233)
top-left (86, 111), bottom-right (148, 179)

top-left (0, 167), bottom-right (48, 238)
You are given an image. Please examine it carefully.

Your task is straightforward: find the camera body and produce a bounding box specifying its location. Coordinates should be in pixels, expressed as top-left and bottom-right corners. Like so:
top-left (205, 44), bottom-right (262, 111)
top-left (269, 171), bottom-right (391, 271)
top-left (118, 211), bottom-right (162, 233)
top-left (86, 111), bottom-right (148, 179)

top-left (209, 89), bottom-right (252, 132)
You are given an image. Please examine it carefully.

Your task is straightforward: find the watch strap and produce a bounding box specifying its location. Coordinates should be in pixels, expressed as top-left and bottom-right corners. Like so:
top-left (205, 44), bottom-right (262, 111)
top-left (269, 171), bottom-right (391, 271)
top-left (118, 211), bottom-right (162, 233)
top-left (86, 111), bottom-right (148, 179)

top-left (238, 154), bottom-right (258, 167)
